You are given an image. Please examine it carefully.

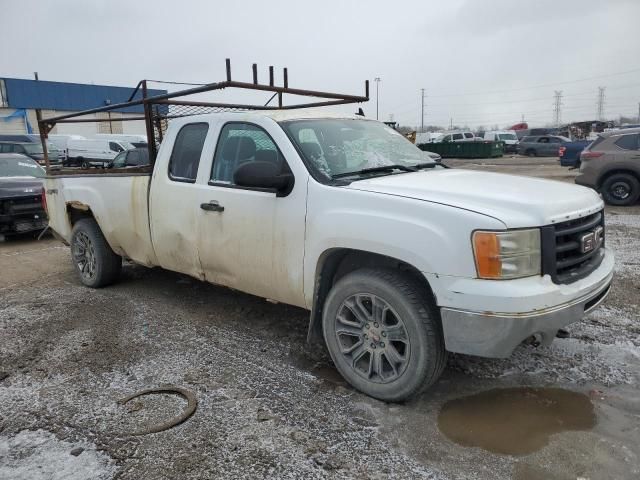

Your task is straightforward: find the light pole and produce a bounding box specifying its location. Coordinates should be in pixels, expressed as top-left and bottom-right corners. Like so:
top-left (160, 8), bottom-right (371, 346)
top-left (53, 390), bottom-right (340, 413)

top-left (374, 77), bottom-right (381, 120)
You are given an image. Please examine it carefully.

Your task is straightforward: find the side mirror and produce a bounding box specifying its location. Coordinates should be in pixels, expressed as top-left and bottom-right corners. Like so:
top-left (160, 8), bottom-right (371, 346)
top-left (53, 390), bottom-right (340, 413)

top-left (233, 161), bottom-right (294, 195)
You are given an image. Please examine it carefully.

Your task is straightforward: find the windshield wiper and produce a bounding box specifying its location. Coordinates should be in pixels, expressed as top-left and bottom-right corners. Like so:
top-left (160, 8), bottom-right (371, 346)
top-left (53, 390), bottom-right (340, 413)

top-left (414, 162), bottom-right (450, 170)
top-left (332, 164), bottom-right (417, 179)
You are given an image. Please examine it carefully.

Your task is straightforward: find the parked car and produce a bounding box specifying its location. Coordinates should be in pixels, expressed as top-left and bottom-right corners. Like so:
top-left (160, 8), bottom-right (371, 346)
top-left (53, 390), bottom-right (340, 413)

top-left (575, 128), bottom-right (640, 205)
top-left (90, 134), bottom-right (148, 149)
top-left (558, 140), bottom-right (592, 168)
top-left (45, 112), bottom-right (613, 402)
top-left (0, 141), bottom-right (62, 166)
top-left (109, 147), bottom-right (150, 168)
top-left (0, 154), bottom-right (47, 235)
top-left (440, 131), bottom-right (478, 142)
top-left (67, 139), bottom-right (133, 168)
top-left (517, 135), bottom-right (571, 157)
top-left (483, 130), bottom-right (519, 153)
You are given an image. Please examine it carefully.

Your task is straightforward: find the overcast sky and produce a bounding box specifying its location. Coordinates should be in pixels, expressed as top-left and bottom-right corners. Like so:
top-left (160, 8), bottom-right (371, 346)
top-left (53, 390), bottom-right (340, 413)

top-left (2, 0), bottom-right (640, 129)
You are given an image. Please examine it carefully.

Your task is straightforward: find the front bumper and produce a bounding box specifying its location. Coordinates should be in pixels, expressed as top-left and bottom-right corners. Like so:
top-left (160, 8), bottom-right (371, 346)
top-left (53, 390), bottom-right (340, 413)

top-left (429, 247), bottom-right (614, 358)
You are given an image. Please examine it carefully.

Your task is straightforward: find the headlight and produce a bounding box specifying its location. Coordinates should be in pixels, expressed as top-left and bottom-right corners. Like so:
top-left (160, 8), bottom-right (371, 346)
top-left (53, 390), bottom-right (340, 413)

top-left (472, 229), bottom-right (541, 279)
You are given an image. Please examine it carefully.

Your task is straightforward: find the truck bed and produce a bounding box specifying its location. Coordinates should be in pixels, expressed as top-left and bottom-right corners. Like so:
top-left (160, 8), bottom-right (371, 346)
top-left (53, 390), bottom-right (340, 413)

top-left (45, 172), bottom-right (158, 266)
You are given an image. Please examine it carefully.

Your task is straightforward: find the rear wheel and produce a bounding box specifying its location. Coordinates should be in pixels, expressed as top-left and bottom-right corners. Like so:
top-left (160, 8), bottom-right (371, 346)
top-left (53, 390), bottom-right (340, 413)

top-left (322, 268), bottom-right (446, 402)
top-left (70, 218), bottom-right (121, 287)
top-left (601, 173), bottom-right (640, 206)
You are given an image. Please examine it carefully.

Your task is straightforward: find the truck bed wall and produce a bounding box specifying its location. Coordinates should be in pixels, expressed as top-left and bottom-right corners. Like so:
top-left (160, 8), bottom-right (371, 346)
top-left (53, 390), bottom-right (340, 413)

top-left (45, 174), bottom-right (157, 267)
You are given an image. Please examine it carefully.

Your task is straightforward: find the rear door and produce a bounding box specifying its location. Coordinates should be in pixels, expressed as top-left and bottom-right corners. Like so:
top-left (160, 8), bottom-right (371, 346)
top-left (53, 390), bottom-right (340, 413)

top-left (149, 122), bottom-right (211, 278)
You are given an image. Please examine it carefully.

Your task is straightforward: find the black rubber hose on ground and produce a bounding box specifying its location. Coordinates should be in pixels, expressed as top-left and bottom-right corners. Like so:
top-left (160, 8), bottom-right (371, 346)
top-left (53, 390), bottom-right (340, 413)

top-left (117, 386), bottom-right (197, 436)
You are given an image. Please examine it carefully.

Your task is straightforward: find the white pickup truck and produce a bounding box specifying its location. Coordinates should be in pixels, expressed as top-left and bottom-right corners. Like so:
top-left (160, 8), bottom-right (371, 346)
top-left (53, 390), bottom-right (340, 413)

top-left (45, 110), bottom-right (614, 401)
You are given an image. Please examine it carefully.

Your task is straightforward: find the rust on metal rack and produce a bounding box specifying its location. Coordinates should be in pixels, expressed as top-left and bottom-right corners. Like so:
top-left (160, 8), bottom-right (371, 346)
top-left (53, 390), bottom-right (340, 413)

top-left (37, 58), bottom-right (370, 175)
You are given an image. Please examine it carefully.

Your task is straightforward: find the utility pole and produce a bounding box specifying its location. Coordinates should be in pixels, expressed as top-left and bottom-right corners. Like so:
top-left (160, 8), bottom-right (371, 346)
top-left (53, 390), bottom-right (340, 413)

top-left (449, 118), bottom-right (453, 130)
top-left (374, 77), bottom-right (381, 120)
top-left (420, 88), bottom-right (425, 132)
top-left (553, 90), bottom-right (563, 128)
top-left (597, 87), bottom-right (605, 121)
top-left (638, 102), bottom-right (640, 123)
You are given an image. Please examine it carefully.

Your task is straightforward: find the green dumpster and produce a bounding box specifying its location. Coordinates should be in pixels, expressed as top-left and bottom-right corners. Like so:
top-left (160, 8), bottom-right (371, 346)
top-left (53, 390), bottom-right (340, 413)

top-left (418, 141), bottom-right (503, 159)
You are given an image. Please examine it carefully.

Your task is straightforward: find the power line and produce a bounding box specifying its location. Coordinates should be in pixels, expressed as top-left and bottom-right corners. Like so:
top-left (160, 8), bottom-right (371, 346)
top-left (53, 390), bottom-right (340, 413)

top-left (423, 67), bottom-right (640, 98)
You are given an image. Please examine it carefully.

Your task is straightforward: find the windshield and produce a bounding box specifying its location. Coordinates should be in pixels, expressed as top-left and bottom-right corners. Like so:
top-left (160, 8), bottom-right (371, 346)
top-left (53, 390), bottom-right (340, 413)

top-left (280, 119), bottom-right (431, 180)
top-left (0, 157), bottom-right (45, 178)
top-left (498, 133), bottom-right (517, 140)
top-left (22, 143), bottom-right (44, 154)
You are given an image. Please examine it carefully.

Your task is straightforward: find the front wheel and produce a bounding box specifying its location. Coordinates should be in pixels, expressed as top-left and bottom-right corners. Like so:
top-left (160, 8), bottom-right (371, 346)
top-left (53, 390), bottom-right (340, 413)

top-left (601, 173), bottom-right (640, 206)
top-left (322, 268), bottom-right (446, 402)
top-left (525, 148), bottom-right (537, 157)
top-left (70, 218), bottom-right (122, 287)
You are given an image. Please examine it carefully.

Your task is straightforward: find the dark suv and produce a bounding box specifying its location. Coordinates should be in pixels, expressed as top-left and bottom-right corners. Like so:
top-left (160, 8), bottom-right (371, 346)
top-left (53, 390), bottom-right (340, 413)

top-left (518, 135), bottom-right (571, 157)
top-left (575, 128), bottom-right (640, 205)
top-left (0, 141), bottom-right (62, 165)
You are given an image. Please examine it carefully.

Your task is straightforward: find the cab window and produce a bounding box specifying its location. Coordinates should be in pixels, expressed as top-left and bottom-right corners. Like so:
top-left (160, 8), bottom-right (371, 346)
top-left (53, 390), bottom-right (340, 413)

top-left (168, 123), bottom-right (209, 183)
top-left (210, 123), bottom-right (288, 185)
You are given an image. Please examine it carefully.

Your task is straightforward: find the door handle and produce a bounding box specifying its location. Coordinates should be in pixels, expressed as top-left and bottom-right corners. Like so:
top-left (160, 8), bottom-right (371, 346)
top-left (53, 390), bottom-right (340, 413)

top-left (200, 200), bottom-right (224, 212)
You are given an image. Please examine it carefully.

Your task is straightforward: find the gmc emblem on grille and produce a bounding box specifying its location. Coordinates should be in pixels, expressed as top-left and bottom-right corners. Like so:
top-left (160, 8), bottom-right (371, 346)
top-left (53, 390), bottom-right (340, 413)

top-left (580, 225), bottom-right (604, 254)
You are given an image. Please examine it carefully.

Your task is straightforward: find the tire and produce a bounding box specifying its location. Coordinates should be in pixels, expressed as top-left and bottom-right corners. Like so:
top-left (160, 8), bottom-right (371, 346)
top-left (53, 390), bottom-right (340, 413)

top-left (525, 148), bottom-right (537, 157)
top-left (322, 268), bottom-right (446, 402)
top-left (601, 173), bottom-right (640, 206)
top-left (80, 159), bottom-right (89, 169)
top-left (70, 218), bottom-right (122, 287)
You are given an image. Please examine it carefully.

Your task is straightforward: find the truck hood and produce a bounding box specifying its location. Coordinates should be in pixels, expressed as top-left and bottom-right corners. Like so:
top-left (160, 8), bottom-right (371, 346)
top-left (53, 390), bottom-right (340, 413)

top-left (345, 169), bottom-right (603, 228)
top-left (0, 177), bottom-right (44, 200)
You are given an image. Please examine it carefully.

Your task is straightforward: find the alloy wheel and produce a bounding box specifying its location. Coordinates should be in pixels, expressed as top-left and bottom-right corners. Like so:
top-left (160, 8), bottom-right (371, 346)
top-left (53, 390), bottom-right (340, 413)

top-left (334, 293), bottom-right (410, 384)
top-left (72, 231), bottom-right (97, 281)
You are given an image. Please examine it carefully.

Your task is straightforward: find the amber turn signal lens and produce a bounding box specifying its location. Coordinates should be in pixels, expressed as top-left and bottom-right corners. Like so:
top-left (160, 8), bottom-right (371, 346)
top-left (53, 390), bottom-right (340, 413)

top-left (473, 232), bottom-right (502, 279)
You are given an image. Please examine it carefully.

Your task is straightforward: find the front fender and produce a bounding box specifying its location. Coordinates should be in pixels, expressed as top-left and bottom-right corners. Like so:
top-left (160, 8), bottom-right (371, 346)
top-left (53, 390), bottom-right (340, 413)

top-left (303, 182), bottom-right (504, 307)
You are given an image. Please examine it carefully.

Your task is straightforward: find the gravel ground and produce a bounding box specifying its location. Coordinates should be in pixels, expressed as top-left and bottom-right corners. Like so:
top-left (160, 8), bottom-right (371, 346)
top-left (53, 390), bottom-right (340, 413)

top-left (1, 159), bottom-right (639, 479)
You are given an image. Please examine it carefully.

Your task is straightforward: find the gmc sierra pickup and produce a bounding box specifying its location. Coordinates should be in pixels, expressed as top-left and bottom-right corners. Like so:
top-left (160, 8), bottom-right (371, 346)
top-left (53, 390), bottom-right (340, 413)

top-left (44, 110), bottom-right (614, 401)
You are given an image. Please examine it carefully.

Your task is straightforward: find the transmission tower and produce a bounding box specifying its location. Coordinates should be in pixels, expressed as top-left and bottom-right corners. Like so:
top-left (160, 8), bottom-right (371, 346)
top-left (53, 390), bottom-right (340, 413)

top-left (553, 91), bottom-right (563, 128)
top-left (420, 88), bottom-right (426, 132)
top-left (597, 87), bottom-right (606, 121)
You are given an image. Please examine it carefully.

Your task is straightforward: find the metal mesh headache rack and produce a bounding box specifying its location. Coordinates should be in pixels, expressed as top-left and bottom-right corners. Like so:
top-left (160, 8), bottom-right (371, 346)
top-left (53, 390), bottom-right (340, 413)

top-left (37, 59), bottom-right (369, 173)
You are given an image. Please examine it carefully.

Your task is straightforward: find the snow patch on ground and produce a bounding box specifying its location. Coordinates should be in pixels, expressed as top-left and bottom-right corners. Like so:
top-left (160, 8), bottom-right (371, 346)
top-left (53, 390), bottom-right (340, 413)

top-left (0, 429), bottom-right (117, 480)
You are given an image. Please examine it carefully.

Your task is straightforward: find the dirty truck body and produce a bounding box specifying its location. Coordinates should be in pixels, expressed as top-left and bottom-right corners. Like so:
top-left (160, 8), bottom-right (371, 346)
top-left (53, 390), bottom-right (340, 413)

top-left (45, 111), bottom-right (614, 401)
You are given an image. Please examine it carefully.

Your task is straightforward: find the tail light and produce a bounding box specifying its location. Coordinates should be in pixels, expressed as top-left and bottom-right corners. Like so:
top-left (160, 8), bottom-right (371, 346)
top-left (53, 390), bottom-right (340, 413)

top-left (41, 187), bottom-right (48, 213)
top-left (581, 151), bottom-right (604, 159)
top-left (559, 146), bottom-right (566, 157)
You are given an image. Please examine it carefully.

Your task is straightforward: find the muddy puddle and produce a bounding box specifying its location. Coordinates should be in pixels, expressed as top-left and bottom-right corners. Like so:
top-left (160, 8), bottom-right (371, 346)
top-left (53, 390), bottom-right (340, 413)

top-left (437, 387), bottom-right (596, 456)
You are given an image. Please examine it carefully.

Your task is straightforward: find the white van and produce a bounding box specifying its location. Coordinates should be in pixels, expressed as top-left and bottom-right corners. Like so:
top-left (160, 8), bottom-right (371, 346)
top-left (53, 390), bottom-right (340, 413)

top-left (90, 134), bottom-right (148, 148)
top-left (439, 131), bottom-right (478, 142)
top-left (67, 139), bottom-right (133, 168)
top-left (47, 135), bottom-right (86, 162)
top-left (483, 130), bottom-right (519, 153)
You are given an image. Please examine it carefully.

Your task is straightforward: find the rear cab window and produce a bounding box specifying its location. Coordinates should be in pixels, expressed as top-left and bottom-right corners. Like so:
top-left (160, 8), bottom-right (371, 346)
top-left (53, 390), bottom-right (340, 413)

top-left (168, 123), bottom-right (209, 183)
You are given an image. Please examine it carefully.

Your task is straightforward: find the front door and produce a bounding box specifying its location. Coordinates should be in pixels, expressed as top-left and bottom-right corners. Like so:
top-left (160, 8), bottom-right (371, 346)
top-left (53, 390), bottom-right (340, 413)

top-left (195, 121), bottom-right (307, 306)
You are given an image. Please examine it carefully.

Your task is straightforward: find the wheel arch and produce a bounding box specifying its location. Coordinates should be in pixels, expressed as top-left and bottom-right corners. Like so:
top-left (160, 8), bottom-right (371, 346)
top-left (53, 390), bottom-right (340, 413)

top-left (306, 248), bottom-right (437, 345)
top-left (66, 201), bottom-right (96, 227)
top-left (597, 168), bottom-right (640, 190)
